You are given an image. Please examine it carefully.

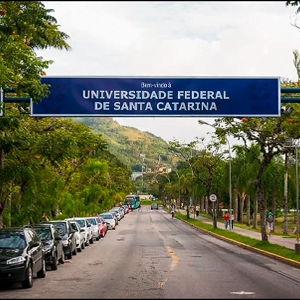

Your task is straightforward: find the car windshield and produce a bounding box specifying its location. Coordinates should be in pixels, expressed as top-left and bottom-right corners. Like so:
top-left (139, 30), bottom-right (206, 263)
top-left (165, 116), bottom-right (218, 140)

top-left (101, 214), bottom-right (112, 220)
top-left (0, 231), bottom-right (26, 249)
top-left (87, 218), bottom-right (97, 225)
top-left (52, 222), bottom-right (67, 236)
top-left (74, 219), bottom-right (85, 227)
top-left (32, 226), bottom-right (52, 242)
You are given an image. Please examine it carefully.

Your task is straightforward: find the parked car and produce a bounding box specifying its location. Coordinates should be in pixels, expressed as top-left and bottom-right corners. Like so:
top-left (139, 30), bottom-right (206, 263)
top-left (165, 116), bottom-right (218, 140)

top-left (41, 220), bottom-right (77, 259)
top-left (85, 217), bottom-right (101, 241)
top-left (113, 207), bottom-right (124, 219)
top-left (29, 224), bottom-right (65, 270)
top-left (123, 205), bottom-right (129, 214)
top-left (97, 216), bottom-right (108, 237)
top-left (0, 227), bottom-right (46, 289)
top-left (67, 217), bottom-right (92, 246)
top-left (99, 213), bottom-right (116, 230)
top-left (151, 203), bottom-right (159, 210)
top-left (109, 209), bottom-right (121, 222)
top-left (108, 211), bottom-right (119, 226)
top-left (69, 221), bottom-right (85, 252)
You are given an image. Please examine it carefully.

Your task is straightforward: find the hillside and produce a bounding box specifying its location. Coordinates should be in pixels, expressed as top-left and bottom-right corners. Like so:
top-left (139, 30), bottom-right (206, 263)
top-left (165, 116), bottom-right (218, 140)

top-left (73, 117), bottom-right (176, 172)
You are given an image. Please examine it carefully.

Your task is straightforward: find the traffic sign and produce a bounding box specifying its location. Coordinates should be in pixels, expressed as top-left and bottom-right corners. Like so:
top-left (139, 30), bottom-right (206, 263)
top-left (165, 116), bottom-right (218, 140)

top-left (31, 76), bottom-right (280, 117)
top-left (209, 194), bottom-right (217, 202)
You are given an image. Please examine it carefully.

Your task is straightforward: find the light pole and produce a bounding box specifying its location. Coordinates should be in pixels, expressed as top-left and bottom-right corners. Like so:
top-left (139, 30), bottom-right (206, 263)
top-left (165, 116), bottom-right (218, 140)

top-left (140, 153), bottom-right (145, 191)
top-left (198, 119), bottom-right (233, 230)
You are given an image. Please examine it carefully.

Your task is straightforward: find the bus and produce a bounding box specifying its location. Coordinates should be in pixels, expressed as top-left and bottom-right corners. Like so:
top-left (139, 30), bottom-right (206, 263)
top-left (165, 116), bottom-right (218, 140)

top-left (123, 194), bottom-right (141, 209)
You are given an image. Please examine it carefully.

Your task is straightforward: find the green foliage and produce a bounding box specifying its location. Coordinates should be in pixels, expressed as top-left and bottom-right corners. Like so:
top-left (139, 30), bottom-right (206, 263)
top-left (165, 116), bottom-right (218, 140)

top-left (73, 117), bottom-right (174, 172)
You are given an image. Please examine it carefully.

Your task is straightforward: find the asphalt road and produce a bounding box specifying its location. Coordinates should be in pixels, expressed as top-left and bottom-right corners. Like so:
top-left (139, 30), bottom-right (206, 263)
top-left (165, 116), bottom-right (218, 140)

top-left (1, 206), bottom-right (300, 299)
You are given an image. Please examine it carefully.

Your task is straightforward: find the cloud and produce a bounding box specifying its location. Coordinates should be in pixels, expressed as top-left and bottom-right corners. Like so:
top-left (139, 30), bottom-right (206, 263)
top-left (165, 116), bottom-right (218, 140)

top-left (37, 1), bottom-right (300, 143)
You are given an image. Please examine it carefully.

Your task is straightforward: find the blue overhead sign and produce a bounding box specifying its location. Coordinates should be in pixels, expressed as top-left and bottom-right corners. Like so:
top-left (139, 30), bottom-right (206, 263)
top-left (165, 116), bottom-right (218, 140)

top-left (31, 76), bottom-right (280, 117)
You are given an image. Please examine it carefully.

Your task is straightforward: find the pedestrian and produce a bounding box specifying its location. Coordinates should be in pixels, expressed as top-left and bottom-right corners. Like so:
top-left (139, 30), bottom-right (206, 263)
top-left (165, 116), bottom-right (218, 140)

top-left (171, 203), bottom-right (176, 219)
top-left (293, 220), bottom-right (300, 242)
top-left (230, 211), bottom-right (235, 229)
top-left (266, 209), bottom-right (275, 236)
top-left (224, 211), bottom-right (229, 229)
top-left (196, 204), bottom-right (200, 217)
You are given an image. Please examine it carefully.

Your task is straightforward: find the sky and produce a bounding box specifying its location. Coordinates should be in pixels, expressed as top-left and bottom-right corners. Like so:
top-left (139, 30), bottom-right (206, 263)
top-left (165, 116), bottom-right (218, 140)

top-left (37, 1), bottom-right (300, 145)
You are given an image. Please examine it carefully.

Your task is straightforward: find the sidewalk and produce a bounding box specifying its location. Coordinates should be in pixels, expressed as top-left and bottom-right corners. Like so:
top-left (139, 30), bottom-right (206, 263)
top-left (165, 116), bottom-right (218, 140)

top-left (177, 209), bottom-right (297, 251)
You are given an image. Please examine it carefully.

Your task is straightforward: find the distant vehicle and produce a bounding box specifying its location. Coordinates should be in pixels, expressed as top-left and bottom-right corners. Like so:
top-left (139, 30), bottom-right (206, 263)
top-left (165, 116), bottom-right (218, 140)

top-left (151, 203), bottom-right (159, 210)
top-left (108, 211), bottom-right (119, 226)
top-left (123, 194), bottom-right (141, 209)
top-left (100, 213), bottom-right (116, 230)
top-left (29, 224), bottom-right (65, 270)
top-left (0, 227), bottom-right (46, 289)
top-left (109, 208), bottom-right (122, 221)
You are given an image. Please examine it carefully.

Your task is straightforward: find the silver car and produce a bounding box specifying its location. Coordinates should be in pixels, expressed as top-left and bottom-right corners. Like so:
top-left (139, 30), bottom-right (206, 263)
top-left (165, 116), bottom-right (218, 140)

top-left (69, 220), bottom-right (85, 252)
top-left (85, 217), bottom-right (101, 241)
top-left (100, 213), bottom-right (116, 230)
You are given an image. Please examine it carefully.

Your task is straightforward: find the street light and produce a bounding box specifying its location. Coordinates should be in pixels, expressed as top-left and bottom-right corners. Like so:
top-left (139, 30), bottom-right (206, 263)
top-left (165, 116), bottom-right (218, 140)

top-left (140, 153), bottom-right (145, 191)
top-left (198, 119), bottom-right (233, 230)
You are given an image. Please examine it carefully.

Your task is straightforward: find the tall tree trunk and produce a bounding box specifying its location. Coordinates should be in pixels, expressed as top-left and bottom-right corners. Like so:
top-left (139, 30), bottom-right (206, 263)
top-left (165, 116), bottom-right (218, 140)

top-left (253, 192), bottom-right (258, 229)
top-left (246, 195), bottom-right (251, 226)
top-left (283, 151), bottom-right (289, 234)
top-left (205, 196), bottom-right (208, 215)
top-left (272, 190), bottom-right (276, 233)
top-left (233, 187), bottom-right (238, 221)
top-left (256, 164), bottom-right (268, 241)
top-left (200, 196), bottom-right (204, 213)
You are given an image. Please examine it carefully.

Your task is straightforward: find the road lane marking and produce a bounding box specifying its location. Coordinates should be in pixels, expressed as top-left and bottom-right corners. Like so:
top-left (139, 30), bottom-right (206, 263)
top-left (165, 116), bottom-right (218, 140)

top-left (231, 291), bottom-right (255, 295)
top-left (158, 246), bottom-right (179, 288)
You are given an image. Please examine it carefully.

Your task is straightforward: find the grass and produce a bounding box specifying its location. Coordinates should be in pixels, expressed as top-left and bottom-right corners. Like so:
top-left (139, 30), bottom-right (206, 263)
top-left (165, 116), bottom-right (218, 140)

top-left (173, 210), bottom-right (300, 263)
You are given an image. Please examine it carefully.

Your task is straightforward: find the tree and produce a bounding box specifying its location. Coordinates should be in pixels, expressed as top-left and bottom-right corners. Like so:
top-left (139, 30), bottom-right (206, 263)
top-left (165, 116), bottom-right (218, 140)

top-left (213, 99), bottom-right (300, 241)
top-left (0, 1), bottom-right (71, 227)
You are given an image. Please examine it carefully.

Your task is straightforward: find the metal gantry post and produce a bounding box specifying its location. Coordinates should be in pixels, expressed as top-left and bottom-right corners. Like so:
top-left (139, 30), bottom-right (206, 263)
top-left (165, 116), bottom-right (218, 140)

top-left (296, 142), bottom-right (299, 244)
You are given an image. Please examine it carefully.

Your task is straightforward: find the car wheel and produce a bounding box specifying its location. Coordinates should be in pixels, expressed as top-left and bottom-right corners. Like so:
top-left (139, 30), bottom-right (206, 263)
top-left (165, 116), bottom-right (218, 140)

top-left (59, 251), bottom-right (65, 264)
top-left (77, 244), bottom-right (82, 252)
top-left (90, 238), bottom-right (94, 244)
top-left (81, 242), bottom-right (85, 249)
top-left (72, 244), bottom-right (77, 256)
top-left (85, 239), bottom-right (89, 246)
top-left (113, 226), bottom-right (116, 230)
top-left (21, 263), bottom-right (33, 288)
top-left (51, 253), bottom-right (58, 271)
top-left (68, 250), bottom-right (72, 260)
top-left (37, 256), bottom-right (46, 278)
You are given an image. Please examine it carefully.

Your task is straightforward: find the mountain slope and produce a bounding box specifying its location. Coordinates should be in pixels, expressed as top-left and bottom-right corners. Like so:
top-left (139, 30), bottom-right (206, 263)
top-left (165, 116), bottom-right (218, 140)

top-left (73, 117), bottom-right (174, 172)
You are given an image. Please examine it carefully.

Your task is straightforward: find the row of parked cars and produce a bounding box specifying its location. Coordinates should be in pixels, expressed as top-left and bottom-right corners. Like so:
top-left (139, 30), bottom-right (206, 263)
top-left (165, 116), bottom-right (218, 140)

top-left (0, 204), bottom-right (130, 289)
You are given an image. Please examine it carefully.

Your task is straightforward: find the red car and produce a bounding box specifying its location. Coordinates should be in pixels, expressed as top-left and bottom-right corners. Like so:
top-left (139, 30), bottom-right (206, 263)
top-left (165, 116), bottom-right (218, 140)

top-left (97, 216), bottom-right (107, 237)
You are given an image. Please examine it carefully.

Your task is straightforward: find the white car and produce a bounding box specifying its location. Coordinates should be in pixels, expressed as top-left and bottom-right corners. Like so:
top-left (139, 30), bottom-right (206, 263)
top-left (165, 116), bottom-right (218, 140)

top-left (66, 217), bottom-right (92, 246)
top-left (69, 220), bottom-right (85, 252)
top-left (86, 217), bottom-right (101, 241)
top-left (99, 213), bottom-right (116, 230)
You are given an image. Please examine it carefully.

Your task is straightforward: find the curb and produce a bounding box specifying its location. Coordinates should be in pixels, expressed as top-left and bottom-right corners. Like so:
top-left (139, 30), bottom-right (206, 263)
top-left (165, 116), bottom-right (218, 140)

top-left (169, 210), bottom-right (300, 269)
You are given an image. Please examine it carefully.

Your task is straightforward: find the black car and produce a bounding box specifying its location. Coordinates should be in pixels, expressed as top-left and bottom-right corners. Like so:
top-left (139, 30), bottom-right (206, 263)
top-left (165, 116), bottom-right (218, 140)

top-left (29, 224), bottom-right (65, 270)
top-left (0, 227), bottom-right (46, 289)
top-left (151, 203), bottom-right (159, 210)
top-left (40, 220), bottom-right (77, 260)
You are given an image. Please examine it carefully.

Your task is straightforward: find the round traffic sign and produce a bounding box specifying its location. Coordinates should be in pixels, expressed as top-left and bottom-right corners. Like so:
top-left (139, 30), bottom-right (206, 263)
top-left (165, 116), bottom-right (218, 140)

top-left (209, 194), bottom-right (217, 202)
